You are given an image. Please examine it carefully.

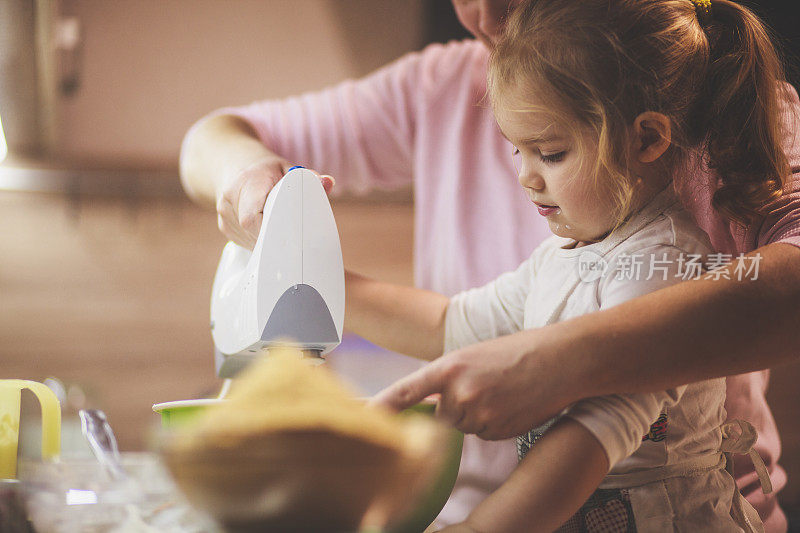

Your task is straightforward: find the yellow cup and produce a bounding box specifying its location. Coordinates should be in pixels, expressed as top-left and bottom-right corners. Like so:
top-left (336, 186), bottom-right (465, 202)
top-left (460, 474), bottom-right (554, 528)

top-left (0, 380), bottom-right (61, 479)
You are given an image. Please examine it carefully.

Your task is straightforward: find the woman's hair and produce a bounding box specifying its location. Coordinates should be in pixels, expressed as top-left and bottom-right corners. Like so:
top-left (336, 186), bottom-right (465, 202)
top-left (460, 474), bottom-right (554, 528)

top-left (489, 0), bottom-right (792, 225)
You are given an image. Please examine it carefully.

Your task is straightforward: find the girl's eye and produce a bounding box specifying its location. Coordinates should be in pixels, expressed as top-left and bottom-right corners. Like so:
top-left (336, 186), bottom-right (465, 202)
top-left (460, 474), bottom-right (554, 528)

top-left (540, 151), bottom-right (566, 163)
top-left (512, 148), bottom-right (520, 156)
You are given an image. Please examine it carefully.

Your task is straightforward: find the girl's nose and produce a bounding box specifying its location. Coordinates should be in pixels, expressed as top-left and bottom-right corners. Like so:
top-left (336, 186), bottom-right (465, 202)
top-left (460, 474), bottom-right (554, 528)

top-left (518, 170), bottom-right (546, 191)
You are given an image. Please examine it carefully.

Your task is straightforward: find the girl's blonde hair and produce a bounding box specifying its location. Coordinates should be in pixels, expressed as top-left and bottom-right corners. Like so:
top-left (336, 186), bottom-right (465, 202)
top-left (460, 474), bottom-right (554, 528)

top-left (489, 0), bottom-right (792, 225)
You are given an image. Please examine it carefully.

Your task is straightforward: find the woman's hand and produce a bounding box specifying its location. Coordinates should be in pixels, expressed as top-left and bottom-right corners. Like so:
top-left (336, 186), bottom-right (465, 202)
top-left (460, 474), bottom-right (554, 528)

top-left (179, 113), bottom-right (334, 249)
top-left (216, 157), bottom-right (334, 249)
top-left (371, 329), bottom-right (577, 440)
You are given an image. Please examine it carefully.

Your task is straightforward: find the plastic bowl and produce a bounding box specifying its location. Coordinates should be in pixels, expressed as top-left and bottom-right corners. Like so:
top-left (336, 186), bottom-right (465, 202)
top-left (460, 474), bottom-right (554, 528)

top-left (152, 399), bottom-right (223, 428)
top-left (19, 453), bottom-right (218, 532)
top-left (153, 398), bottom-right (462, 532)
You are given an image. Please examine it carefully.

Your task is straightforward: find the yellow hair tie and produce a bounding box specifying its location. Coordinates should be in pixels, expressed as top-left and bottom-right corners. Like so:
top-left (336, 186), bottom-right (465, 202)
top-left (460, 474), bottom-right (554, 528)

top-left (690, 0), bottom-right (712, 25)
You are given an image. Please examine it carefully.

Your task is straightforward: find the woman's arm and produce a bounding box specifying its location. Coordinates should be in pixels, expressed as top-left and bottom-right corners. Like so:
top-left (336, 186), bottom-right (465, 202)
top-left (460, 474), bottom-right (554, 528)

top-left (374, 243), bottom-right (800, 439)
top-left (180, 113), bottom-right (288, 208)
top-left (558, 243), bottom-right (800, 397)
top-left (441, 418), bottom-right (609, 533)
top-left (179, 113), bottom-right (298, 249)
top-left (344, 271), bottom-right (449, 360)
top-left (179, 46), bottom-right (439, 245)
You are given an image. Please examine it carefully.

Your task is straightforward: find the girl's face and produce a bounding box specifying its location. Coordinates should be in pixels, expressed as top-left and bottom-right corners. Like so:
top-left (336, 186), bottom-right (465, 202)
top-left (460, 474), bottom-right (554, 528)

top-left (494, 101), bottom-right (619, 245)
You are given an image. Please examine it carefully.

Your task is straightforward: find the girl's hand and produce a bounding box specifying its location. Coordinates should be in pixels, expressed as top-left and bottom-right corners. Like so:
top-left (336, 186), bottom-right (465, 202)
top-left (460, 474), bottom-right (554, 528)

top-left (215, 157), bottom-right (334, 249)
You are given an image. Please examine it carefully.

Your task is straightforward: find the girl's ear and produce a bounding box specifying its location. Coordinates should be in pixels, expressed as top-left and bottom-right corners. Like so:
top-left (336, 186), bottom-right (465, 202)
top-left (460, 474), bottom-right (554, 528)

top-left (633, 112), bottom-right (672, 163)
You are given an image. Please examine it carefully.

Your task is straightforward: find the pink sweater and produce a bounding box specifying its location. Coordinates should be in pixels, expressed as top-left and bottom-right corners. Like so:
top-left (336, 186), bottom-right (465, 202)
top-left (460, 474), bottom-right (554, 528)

top-left (222, 40), bottom-right (800, 530)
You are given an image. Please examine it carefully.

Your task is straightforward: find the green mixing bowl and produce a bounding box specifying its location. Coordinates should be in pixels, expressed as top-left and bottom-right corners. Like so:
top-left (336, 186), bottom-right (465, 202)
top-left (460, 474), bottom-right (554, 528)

top-left (153, 398), bottom-right (462, 532)
top-left (152, 399), bottom-right (222, 427)
top-left (389, 401), bottom-right (463, 533)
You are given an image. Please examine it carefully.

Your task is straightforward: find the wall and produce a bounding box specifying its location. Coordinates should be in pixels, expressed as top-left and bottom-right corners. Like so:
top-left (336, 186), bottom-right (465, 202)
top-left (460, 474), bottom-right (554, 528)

top-left (54, 0), bottom-right (425, 166)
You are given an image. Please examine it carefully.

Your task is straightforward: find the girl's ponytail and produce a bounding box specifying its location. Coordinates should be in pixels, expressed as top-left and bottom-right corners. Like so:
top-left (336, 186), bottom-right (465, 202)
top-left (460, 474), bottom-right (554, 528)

top-left (699, 0), bottom-right (791, 224)
top-left (490, 0), bottom-right (791, 226)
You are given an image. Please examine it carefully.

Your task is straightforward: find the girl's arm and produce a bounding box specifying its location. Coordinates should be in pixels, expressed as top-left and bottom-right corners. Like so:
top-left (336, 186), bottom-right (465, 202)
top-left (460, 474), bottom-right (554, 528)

top-left (345, 253), bottom-right (535, 361)
top-left (344, 271), bottom-right (449, 360)
top-left (444, 418), bottom-right (609, 533)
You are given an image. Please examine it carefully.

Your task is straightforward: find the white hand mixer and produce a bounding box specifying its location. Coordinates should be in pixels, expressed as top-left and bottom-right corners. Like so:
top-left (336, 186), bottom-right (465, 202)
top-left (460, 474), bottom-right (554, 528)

top-left (210, 167), bottom-right (345, 378)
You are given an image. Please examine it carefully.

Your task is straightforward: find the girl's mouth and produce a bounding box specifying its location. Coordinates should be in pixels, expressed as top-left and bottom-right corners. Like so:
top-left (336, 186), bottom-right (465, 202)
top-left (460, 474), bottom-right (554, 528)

top-left (535, 203), bottom-right (561, 217)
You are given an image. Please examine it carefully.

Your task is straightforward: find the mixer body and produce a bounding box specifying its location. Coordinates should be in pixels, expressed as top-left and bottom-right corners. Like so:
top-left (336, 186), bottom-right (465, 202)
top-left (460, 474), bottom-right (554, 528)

top-left (210, 167), bottom-right (345, 377)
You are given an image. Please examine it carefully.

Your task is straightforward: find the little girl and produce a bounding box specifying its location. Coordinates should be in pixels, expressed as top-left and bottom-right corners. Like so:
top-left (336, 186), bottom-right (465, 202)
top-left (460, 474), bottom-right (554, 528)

top-left (343, 0), bottom-right (792, 530)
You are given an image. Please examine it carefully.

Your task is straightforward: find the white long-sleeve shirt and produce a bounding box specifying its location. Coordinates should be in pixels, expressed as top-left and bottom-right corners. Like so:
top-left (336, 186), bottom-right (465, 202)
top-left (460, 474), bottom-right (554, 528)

top-left (445, 184), bottom-right (728, 480)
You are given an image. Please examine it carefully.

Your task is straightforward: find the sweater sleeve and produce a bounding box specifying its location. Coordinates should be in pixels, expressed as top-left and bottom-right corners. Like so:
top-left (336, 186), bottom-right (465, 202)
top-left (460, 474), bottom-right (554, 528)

top-left (206, 41), bottom-right (478, 194)
top-left (443, 254), bottom-right (535, 353)
top-left (563, 244), bottom-right (701, 468)
top-left (754, 83), bottom-right (800, 249)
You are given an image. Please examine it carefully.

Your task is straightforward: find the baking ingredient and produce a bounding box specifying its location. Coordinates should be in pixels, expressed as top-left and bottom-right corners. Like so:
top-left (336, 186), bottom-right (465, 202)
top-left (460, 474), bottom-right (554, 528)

top-left (172, 347), bottom-right (435, 457)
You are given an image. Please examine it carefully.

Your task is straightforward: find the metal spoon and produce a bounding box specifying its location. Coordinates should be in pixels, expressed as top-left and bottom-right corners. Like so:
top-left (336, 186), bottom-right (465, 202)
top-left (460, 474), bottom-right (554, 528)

top-left (78, 409), bottom-right (126, 479)
top-left (217, 379), bottom-right (232, 400)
